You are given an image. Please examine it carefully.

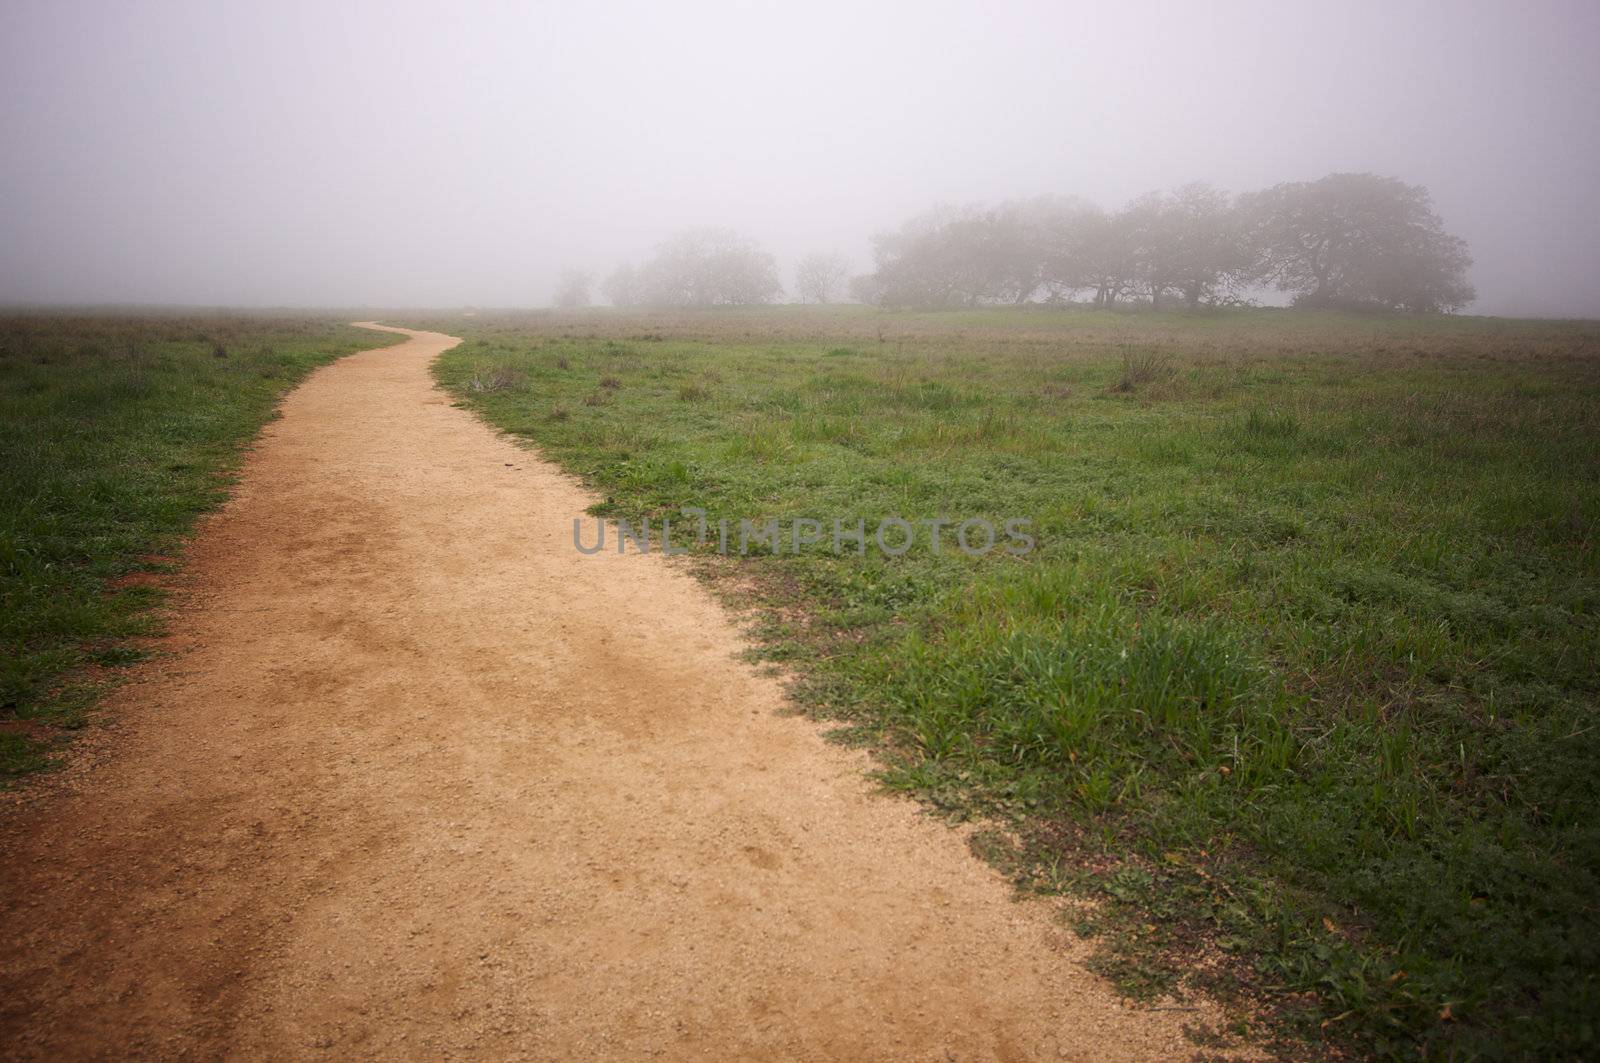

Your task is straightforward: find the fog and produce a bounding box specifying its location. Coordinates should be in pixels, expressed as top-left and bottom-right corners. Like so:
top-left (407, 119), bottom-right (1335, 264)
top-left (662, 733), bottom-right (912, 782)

top-left (2, 0), bottom-right (1597, 316)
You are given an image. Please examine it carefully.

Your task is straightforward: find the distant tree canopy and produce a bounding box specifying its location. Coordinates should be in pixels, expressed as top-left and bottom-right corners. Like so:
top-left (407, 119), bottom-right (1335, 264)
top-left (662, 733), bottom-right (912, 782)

top-left (586, 174), bottom-right (1472, 315)
top-left (630, 227), bottom-right (783, 308)
top-left (1244, 173), bottom-right (1475, 312)
top-left (794, 252), bottom-right (850, 304)
top-left (846, 272), bottom-right (882, 306)
top-left (553, 269), bottom-right (592, 309)
top-left (862, 173), bottom-right (1473, 313)
top-left (600, 263), bottom-right (638, 308)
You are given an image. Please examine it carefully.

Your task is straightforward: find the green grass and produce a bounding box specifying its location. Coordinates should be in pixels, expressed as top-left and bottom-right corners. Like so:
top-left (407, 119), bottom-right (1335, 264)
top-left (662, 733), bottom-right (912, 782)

top-left (0, 312), bottom-right (393, 780)
top-left (419, 305), bottom-right (1600, 1059)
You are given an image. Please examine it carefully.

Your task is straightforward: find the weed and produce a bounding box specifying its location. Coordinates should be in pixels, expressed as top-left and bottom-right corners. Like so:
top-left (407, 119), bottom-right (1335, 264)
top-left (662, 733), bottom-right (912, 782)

top-left (1113, 348), bottom-right (1175, 391)
top-left (1241, 408), bottom-right (1300, 437)
top-left (467, 366), bottom-right (526, 393)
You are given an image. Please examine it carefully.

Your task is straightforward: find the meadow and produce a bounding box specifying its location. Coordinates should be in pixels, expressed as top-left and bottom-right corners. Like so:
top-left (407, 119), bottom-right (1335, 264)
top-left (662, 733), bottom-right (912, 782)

top-left (421, 305), bottom-right (1600, 1058)
top-left (0, 313), bottom-right (393, 778)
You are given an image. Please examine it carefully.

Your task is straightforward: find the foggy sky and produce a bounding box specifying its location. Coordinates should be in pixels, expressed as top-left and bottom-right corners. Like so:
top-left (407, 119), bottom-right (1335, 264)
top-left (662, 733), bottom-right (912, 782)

top-left (2, 0), bottom-right (1597, 317)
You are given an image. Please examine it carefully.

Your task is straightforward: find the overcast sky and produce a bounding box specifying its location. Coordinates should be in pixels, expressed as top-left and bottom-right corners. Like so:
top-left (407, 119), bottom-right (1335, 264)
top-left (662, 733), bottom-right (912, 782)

top-left (2, 0), bottom-right (1597, 316)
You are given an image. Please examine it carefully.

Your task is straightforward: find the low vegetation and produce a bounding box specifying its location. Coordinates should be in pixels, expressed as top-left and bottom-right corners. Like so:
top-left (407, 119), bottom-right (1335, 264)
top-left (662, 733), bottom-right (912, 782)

top-left (425, 306), bottom-right (1600, 1058)
top-left (0, 313), bottom-right (392, 780)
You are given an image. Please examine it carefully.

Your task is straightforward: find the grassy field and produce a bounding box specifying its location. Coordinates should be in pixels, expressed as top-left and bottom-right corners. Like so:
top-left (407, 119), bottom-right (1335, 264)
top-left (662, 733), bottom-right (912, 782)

top-left (420, 306), bottom-right (1600, 1058)
top-left (0, 312), bottom-right (393, 780)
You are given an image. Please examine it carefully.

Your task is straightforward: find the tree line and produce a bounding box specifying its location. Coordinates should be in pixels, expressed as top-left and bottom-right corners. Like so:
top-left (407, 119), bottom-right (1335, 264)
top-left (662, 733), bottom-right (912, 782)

top-left (556, 172), bottom-right (1475, 314)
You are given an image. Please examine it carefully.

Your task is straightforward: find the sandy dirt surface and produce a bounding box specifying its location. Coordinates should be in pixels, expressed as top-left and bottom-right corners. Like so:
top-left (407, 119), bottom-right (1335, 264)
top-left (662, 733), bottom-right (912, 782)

top-left (0, 325), bottom-right (1231, 1060)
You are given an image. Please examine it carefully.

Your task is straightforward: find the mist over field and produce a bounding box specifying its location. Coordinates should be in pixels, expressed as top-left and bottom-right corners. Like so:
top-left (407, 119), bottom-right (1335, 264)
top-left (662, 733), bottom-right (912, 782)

top-left (2, 0), bottom-right (1598, 316)
top-left (5, 3), bottom-right (1600, 1054)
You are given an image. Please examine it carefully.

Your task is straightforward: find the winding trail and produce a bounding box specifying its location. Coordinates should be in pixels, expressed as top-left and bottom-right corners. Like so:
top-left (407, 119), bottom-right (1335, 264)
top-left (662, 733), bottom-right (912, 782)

top-left (0, 325), bottom-right (1216, 1059)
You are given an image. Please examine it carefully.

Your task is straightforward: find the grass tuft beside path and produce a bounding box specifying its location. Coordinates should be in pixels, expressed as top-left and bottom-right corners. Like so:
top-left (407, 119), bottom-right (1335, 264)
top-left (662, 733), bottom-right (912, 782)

top-left (425, 306), bottom-right (1600, 1059)
top-left (0, 313), bottom-right (393, 780)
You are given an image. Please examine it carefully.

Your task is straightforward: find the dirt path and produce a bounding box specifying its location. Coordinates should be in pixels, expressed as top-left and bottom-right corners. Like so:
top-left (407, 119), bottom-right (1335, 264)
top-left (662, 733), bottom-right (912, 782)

top-left (0, 325), bottom-right (1221, 1060)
